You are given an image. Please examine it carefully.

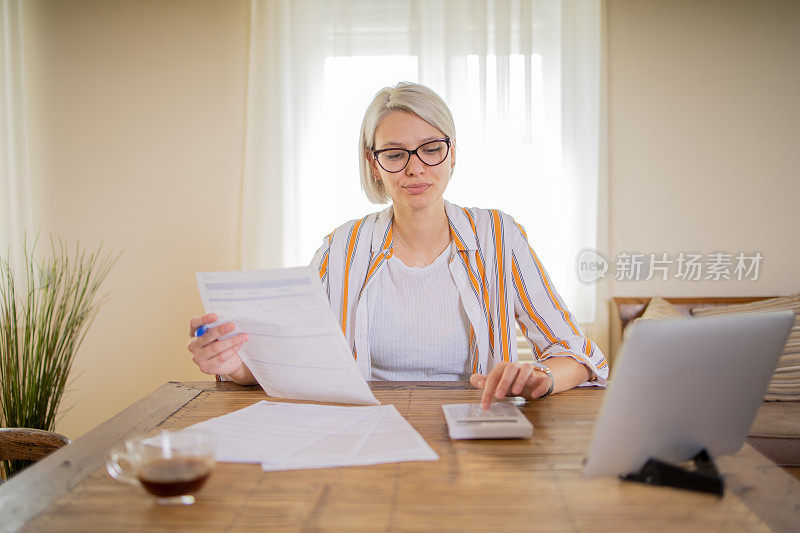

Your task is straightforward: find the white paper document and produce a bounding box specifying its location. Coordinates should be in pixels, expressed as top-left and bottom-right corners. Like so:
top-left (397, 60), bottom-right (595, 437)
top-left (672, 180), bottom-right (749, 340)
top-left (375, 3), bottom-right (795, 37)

top-left (186, 401), bottom-right (439, 471)
top-left (196, 267), bottom-right (378, 406)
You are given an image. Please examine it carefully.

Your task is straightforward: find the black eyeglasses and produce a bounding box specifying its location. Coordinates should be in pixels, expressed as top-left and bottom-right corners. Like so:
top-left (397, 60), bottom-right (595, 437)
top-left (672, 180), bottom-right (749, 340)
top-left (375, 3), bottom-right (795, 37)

top-left (372, 138), bottom-right (451, 173)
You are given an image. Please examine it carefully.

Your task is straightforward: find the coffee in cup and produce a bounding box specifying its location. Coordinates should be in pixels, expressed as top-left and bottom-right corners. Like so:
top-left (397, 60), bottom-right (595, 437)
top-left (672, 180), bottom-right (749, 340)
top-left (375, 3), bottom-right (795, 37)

top-left (107, 429), bottom-right (216, 505)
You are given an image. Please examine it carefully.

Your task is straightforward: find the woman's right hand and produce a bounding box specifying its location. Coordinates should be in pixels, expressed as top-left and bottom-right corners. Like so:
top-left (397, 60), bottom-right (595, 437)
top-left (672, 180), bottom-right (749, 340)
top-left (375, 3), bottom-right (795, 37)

top-left (186, 313), bottom-right (255, 384)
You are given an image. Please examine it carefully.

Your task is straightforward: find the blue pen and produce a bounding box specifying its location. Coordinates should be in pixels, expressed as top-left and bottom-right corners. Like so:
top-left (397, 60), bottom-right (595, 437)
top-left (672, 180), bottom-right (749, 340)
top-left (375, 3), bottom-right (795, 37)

top-left (195, 324), bottom-right (208, 337)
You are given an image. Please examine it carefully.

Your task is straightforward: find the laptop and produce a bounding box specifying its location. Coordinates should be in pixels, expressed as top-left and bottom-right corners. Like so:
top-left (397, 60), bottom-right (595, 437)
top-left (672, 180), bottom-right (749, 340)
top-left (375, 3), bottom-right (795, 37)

top-left (584, 310), bottom-right (794, 478)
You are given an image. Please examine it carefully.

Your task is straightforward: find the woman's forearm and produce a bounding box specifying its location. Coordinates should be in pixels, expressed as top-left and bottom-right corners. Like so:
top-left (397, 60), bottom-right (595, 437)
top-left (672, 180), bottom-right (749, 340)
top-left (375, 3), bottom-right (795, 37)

top-left (228, 363), bottom-right (258, 385)
top-left (547, 356), bottom-right (592, 394)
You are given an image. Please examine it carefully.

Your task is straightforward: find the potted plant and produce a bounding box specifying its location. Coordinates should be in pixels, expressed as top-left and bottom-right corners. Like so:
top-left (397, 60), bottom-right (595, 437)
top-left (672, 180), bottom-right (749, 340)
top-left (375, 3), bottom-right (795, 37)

top-left (0, 239), bottom-right (117, 480)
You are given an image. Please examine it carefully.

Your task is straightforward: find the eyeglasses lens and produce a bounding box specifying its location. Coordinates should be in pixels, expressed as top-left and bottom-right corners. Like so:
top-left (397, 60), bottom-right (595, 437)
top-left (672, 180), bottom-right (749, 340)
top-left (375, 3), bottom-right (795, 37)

top-left (377, 140), bottom-right (449, 172)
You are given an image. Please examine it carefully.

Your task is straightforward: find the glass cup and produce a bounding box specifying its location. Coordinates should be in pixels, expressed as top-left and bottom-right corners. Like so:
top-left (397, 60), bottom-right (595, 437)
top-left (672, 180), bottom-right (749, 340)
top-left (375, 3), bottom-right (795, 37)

top-left (106, 429), bottom-right (216, 505)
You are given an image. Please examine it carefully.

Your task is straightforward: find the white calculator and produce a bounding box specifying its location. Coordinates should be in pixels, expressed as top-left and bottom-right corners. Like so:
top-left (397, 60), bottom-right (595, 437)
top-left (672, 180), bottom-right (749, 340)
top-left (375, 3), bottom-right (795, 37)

top-left (442, 402), bottom-right (533, 439)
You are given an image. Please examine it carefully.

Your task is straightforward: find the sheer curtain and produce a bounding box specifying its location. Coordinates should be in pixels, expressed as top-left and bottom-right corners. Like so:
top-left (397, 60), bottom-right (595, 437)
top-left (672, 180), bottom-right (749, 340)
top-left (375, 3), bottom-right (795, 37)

top-left (242, 0), bottom-right (600, 322)
top-left (0, 0), bottom-right (33, 274)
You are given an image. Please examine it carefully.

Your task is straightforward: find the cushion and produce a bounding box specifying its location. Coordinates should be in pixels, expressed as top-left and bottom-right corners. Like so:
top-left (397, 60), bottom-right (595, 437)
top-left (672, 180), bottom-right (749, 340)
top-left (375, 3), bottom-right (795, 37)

top-left (692, 294), bottom-right (800, 401)
top-left (640, 296), bottom-right (686, 320)
top-left (622, 296), bottom-right (685, 342)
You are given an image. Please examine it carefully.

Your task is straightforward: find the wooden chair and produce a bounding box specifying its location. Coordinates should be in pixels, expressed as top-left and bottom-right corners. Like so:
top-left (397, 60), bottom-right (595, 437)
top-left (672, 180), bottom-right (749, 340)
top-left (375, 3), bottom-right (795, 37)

top-left (0, 428), bottom-right (71, 464)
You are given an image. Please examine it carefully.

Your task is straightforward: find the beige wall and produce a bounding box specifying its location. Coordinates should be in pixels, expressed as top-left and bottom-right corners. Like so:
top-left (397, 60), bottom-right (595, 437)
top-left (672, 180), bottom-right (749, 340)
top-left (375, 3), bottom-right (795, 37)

top-left (19, 0), bottom-right (799, 437)
top-left (606, 0), bottom-right (800, 299)
top-left (24, 0), bottom-right (249, 438)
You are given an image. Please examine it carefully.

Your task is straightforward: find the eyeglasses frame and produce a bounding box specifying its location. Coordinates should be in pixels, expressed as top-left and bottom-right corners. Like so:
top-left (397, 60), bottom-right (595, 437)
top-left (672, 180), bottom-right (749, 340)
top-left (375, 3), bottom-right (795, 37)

top-left (371, 138), bottom-right (451, 173)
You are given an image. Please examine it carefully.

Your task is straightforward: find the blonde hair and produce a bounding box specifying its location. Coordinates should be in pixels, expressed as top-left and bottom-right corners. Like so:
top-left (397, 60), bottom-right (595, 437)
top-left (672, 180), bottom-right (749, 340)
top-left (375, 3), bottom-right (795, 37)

top-left (359, 82), bottom-right (457, 204)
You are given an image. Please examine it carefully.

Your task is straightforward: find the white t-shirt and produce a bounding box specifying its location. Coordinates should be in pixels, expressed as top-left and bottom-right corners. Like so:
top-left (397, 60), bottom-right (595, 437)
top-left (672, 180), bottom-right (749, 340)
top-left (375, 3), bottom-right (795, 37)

top-left (369, 243), bottom-right (472, 380)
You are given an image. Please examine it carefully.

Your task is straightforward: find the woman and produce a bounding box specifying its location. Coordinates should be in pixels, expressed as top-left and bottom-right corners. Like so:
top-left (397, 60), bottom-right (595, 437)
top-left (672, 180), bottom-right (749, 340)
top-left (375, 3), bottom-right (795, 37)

top-left (188, 82), bottom-right (608, 408)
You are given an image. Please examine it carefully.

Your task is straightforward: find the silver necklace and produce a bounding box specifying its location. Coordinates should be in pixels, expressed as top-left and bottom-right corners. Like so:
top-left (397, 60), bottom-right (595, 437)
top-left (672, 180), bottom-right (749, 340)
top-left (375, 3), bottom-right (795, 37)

top-left (395, 227), bottom-right (449, 266)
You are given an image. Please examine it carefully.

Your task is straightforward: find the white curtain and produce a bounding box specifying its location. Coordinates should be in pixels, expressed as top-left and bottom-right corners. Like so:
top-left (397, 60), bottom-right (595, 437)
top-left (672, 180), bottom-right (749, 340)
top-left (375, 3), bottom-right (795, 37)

top-left (0, 0), bottom-right (33, 274)
top-left (242, 0), bottom-right (600, 322)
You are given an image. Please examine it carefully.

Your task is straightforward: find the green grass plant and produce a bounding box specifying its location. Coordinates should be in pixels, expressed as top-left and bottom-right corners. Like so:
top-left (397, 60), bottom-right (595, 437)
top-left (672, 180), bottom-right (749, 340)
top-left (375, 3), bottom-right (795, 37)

top-left (0, 238), bottom-right (117, 479)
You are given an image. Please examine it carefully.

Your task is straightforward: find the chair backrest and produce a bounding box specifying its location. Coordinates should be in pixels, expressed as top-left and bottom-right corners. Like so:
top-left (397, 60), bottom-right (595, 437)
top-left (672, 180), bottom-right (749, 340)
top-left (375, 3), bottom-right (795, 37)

top-left (0, 428), bottom-right (71, 462)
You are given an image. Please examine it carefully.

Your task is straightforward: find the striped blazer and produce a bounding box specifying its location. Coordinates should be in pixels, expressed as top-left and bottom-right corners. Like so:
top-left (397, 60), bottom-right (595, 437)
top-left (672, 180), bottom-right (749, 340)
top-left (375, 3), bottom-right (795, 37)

top-left (311, 201), bottom-right (608, 385)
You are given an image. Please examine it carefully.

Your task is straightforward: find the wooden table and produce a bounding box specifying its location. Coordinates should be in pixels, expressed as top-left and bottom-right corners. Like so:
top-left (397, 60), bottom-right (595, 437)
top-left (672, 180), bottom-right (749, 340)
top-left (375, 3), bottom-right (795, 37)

top-left (1, 381), bottom-right (799, 532)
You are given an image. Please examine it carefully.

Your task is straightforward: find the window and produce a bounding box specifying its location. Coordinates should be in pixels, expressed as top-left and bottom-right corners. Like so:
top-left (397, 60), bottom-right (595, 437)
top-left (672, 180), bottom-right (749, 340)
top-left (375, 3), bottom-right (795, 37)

top-left (244, 0), bottom-right (600, 321)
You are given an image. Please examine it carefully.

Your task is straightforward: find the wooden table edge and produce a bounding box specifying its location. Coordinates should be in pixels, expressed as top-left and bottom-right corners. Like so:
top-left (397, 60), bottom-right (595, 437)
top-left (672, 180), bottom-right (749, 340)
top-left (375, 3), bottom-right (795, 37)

top-left (0, 382), bottom-right (201, 533)
top-left (718, 443), bottom-right (800, 532)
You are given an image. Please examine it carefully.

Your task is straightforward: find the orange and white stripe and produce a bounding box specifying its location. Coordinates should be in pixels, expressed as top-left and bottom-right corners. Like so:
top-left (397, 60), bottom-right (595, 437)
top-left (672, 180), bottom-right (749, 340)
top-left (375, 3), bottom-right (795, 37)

top-left (311, 201), bottom-right (608, 384)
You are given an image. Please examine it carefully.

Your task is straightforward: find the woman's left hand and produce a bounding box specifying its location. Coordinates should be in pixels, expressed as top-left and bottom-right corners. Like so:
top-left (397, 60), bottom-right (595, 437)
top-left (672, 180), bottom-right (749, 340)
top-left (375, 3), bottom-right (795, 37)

top-left (470, 361), bottom-right (551, 409)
